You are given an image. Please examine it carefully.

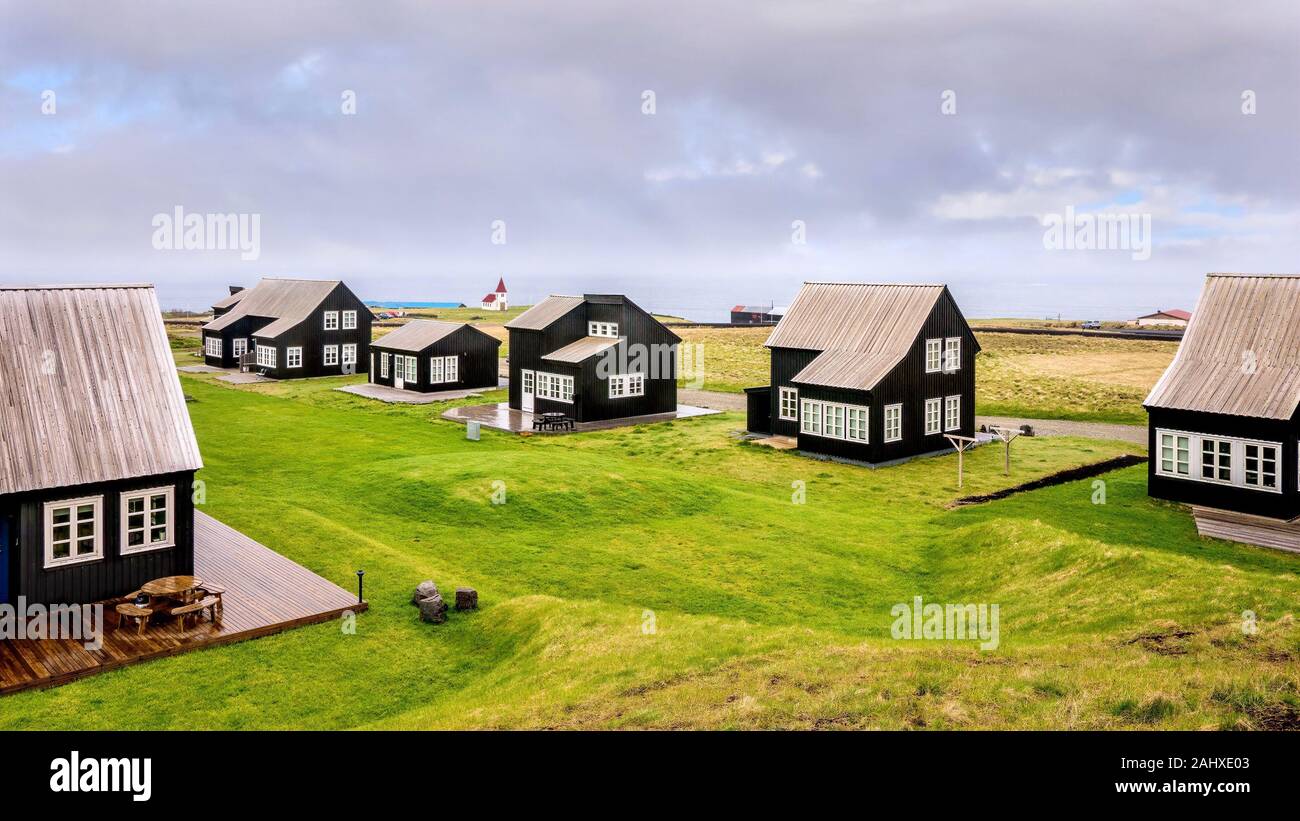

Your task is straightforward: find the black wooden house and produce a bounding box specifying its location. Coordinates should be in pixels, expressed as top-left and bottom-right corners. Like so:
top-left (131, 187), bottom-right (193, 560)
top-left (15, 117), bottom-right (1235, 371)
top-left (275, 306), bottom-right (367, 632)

top-left (1146, 274), bottom-right (1300, 522)
top-left (746, 282), bottom-right (978, 464)
top-left (370, 320), bottom-right (501, 393)
top-left (0, 284), bottom-right (204, 606)
top-left (505, 294), bottom-right (680, 422)
top-left (201, 278), bottom-right (371, 378)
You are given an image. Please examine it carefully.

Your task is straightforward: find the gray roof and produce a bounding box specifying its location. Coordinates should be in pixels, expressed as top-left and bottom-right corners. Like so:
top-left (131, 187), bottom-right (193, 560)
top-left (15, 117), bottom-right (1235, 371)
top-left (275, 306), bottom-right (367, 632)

top-left (0, 284), bottom-right (203, 495)
top-left (203, 278), bottom-right (340, 340)
top-left (542, 336), bottom-right (620, 364)
top-left (504, 295), bottom-right (584, 330)
top-left (373, 319), bottom-right (498, 353)
top-left (767, 282), bottom-right (950, 391)
top-left (211, 289), bottom-right (247, 311)
top-left (1145, 274), bottom-right (1300, 419)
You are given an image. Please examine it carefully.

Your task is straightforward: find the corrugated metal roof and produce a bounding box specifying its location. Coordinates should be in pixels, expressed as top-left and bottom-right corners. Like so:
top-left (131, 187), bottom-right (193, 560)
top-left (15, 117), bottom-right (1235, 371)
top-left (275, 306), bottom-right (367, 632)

top-left (373, 320), bottom-right (493, 353)
top-left (1145, 274), bottom-right (1300, 419)
top-left (767, 282), bottom-right (947, 391)
top-left (0, 284), bottom-right (203, 495)
top-left (542, 336), bottom-right (620, 363)
top-left (203, 278), bottom-right (340, 339)
top-left (505, 295), bottom-right (584, 330)
top-left (211, 289), bottom-right (247, 311)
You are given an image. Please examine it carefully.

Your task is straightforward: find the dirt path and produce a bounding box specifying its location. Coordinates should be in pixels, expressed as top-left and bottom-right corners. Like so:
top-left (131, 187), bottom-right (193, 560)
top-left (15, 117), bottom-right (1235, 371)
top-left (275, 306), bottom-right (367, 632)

top-left (977, 415), bottom-right (1146, 445)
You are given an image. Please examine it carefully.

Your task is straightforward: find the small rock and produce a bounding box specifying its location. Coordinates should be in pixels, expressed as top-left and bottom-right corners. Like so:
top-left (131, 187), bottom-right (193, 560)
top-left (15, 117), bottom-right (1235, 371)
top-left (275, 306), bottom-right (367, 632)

top-left (412, 580), bottom-right (439, 605)
top-left (418, 594), bottom-right (448, 623)
top-left (455, 588), bottom-right (478, 611)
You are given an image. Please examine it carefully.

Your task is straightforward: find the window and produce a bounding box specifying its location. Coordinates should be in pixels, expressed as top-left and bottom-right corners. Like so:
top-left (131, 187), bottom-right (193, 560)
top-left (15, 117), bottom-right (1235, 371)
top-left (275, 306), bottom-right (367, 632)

top-left (522, 370), bottom-right (534, 394)
top-left (342, 344), bottom-right (357, 366)
top-left (536, 372), bottom-right (574, 402)
top-left (323, 311), bottom-right (339, 330)
top-left (1244, 443), bottom-right (1278, 489)
top-left (589, 322), bottom-right (619, 338)
top-left (800, 399), bottom-right (822, 435)
top-left (323, 345), bottom-right (339, 366)
top-left (1155, 429), bottom-right (1281, 493)
top-left (609, 373), bottom-right (645, 398)
top-left (944, 338), bottom-right (961, 372)
top-left (381, 353), bottom-right (390, 378)
top-left (444, 355), bottom-right (458, 382)
top-left (824, 404), bottom-right (846, 438)
top-left (925, 339), bottom-right (941, 373)
top-left (233, 338), bottom-right (247, 358)
top-left (44, 496), bottom-right (102, 568)
top-left (944, 395), bottom-right (960, 431)
top-left (256, 345), bottom-right (276, 368)
top-left (121, 487), bottom-right (174, 553)
top-left (925, 398), bottom-right (942, 435)
top-left (779, 387), bottom-right (799, 421)
top-left (847, 406), bottom-right (869, 442)
top-left (884, 404), bottom-right (902, 442)
top-left (287, 347), bottom-right (303, 368)
top-left (1159, 433), bottom-right (1190, 476)
top-left (430, 356), bottom-right (444, 384)
top-left (1201, 438), bottom-right (1232, 482)
top-left (393, 354), bottom-right (405, 381)
top-left (342, 310), bottom-right (357, 330)
top-left (205, 336), bottom-right (222, 358)
top-left (405, 356), bottom-right (417, 380)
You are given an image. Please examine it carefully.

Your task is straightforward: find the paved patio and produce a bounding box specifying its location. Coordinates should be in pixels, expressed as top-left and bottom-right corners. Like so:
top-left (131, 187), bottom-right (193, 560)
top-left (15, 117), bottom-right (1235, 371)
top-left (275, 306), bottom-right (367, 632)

top-left (218, 372), bottom-right (274, 384)
top-left (336, 378), bottom-right (507, 405)
top-left (442, 402), bottom-right (721, 434)
top-left (177, 364), bottom-right (227, 374)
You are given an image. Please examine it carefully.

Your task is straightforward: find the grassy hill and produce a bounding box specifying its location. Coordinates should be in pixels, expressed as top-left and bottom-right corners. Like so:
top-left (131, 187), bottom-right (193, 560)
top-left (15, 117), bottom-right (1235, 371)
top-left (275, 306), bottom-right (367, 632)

top-left (2, 369), bottom-right (1295, 729)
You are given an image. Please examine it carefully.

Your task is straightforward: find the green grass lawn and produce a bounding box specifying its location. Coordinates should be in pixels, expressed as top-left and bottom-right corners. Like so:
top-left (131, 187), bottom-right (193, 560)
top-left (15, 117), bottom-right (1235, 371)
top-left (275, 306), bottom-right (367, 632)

top-left (2, 369), bottom-right (1296, 730)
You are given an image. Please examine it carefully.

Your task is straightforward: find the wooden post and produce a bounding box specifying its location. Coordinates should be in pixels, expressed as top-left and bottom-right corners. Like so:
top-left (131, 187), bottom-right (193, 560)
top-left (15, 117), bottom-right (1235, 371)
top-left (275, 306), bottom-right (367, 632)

top-left (989, 426), bottom-right (1023, 477)
top-left (944, 434), bottom-right (978, 489)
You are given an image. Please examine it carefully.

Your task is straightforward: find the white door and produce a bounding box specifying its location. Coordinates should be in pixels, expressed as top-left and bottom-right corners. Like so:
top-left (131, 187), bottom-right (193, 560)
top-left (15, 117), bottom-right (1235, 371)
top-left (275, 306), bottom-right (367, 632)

top-left (521, 369), bottom-right (535, 412)
top-left (369, 353), bottom-right (375, 383)
top-left (394, 355), bottom-right (405, 390)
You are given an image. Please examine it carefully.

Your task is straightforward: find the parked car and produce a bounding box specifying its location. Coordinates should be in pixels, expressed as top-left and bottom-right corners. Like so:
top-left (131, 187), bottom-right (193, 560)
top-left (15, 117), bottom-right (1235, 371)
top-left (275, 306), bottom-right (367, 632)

top-left (1081, 320), bottom-right (1101, 330)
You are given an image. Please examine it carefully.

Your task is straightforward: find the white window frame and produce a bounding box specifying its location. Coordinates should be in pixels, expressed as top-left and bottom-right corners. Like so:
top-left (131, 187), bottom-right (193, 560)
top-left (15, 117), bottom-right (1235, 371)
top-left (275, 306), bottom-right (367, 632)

top-left (44, 495), bottom-right (104, 569)
top-left (323, 345), bottom-right (339, 367)
top-left (609, 373), bottom-right (645, 398)
top-left (430, 356), bottom-right (445, 384)
top-left (120, 486), bottom-right (175, 554)
top-left (536, 371), bottom-right (574, 402)
top-left (1199, 436), bottom-right (1234, 485)
top-left (342, 343), bottom-right (357, 366)
top-left (944, 395), bottom-right (960, 432)
top-left (381, 353), bottom-right (390, 378)
top-left (405, 355), bottom-right (418, 381)
top-left (800, 399), bottom-right (821, 435)
top-left (588, 322), bottom-right (619, 338)
top-left (1154, 428), bottom-right (1283, 494)
top-left (323, 311), bottom-right (339, 330)
top-left (846, 405), bottom-right (869, 442)
top-left (944, 337), bottom-right (961, 372)
top-left (801, 399), bottom-right (870, 443)
top-left (924, 339), bottom-right (941, 373)
top-left (287, 346), bottom-right (303, 368)
top-left (924, 398), bottom-right (942, 435)
top-left (342, 310), bottom-right (358, 330)
top-left (233, 338), bottom-right (247, 358)
top-left (824, 403), bottom-right (846, 439)
top-left (1159, 432), bottom-right (1191, 477)
top-left (884, 404), bottom-right (902, 442)
top-left (256, 344), bottom-right (276, 368)
top-left (393, 354), bottom-right (406, 381)
top-left (444, 355), bottom-right (458, 383)
top-left (779, 387), bottom-right (798, 421)
top-left (1243, 442), bottom-right (1279, 490)
top-left (205, 336), bottom-right (222, 358)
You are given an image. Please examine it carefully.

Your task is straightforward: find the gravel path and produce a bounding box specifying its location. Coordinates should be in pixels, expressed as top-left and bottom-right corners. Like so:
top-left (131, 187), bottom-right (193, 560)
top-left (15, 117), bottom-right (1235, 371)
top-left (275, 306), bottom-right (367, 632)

top-left (977, 415), bottom-right (1147, 445)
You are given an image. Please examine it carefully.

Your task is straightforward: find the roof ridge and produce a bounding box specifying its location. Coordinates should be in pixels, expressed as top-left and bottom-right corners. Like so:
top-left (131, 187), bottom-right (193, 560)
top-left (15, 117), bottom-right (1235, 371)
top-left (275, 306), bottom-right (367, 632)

top-left (0, 283), bottom-right (155, 291)
top-left (801, 281), bottom-right (946, 287)
top-left (1205, 272), bottom-right (1300, 278)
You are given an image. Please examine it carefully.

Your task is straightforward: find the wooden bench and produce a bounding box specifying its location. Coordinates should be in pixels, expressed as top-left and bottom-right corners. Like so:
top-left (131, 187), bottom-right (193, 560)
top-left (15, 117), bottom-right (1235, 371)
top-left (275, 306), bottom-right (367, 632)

top-left (115, 603), bottom-right (153, 635)
top-left (172, 595), bottom-right (223, 630)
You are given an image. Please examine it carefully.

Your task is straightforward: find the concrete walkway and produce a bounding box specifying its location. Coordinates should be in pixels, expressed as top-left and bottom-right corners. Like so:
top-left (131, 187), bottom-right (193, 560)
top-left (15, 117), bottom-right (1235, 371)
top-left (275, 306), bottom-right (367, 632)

top-left (977, 415), bottom-right (1146, 445)
top-left (336, 381), bottom-right (501, 405)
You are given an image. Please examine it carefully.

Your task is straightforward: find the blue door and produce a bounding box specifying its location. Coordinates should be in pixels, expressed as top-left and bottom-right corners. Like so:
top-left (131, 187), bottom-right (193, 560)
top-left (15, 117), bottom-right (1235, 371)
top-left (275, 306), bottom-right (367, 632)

top-left (0, 516), bottom-right (9, 604)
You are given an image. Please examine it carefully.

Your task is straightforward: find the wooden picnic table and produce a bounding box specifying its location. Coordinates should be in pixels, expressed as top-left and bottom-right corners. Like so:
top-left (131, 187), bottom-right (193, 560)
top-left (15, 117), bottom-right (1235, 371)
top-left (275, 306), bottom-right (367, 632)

top-left (141, 575), bottom-right (204, 604)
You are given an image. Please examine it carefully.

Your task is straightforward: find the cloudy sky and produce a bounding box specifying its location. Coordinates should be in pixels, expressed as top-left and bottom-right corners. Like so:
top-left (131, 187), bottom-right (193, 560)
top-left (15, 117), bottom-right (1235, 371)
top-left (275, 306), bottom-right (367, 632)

top-left (2, 1), bottom-right (1297, 320)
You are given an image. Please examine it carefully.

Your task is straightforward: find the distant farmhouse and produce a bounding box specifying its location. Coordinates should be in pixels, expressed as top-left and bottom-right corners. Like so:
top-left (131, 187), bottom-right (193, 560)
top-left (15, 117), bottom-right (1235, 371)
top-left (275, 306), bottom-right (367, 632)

top-left (0, 284), bottom-right (203, 605)
top-left (746, 282), bottom-right (978, 465)
top-left (370, 320), bottom-right (501, 393)
top-left (505, 294), bottom-right (679, 422)
top-left (481, 277), bottom-right (509, 311)
top-left (1146, 274), bottom-right (1300, 549)
top-left (730, 304), bottom-right (785, 325)
top-left (201, 278), bottom-right (372, 378)
top-left (1133, 308), bottom-right (1191, 328)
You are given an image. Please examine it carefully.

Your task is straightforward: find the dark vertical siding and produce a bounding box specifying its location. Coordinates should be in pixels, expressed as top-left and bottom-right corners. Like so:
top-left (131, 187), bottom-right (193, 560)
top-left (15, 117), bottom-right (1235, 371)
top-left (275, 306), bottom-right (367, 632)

top-left (247, 282), bottom-right (372, 379)
top-left (769, 348), bottom-right (820, 438)
top-left (1146, 407), bottom-right (1300, 519)
top-left (371, 326), bottom-right (500, 393)
top-left (12, 471), bottom-right (196, 606)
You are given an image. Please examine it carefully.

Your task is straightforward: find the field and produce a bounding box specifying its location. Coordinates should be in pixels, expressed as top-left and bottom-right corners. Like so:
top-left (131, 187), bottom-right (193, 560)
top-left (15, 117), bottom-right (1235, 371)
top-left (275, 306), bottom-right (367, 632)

top-left (674, 327), bottom-right (1177, 424)
top-left (2, 356), bottom-right (1297, 730)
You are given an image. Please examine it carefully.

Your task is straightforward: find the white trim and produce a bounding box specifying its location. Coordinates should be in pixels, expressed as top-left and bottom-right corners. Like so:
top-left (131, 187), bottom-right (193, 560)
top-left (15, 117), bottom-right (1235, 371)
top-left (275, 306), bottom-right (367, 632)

top-left (342, 343), bottom-right (357, 366)
top-left (380, 353), bottom-right (390, 378)
top-left (536, 371), bottom-right (574, 402)
top-left (342, 310), bottom-right (358, 330)
top-left (256, 344), bottom-right (276, 368)
top-left (429, 355), bottom-right (457, 384)
top-left (884, 403), bottom-right (902, 442)
top-left (43, 495), bottom-right (103, 568)
top-left (944, 395), bottom-right (960, 432)
top-left (779, 387), bottom-right (798, 421)
top-left (444, 355), bottom-right (458, 383)
top-left (120, 486), bottom-right (175, 554)
top-left (801, 399), bottom-right (870, 443)
top-left (232, 338), bottom-right (247, 358)
top-left (1155, 428), bottom-right (1282, 494)
top-left (924, 398), bottom-right (942, 435)
top-left (609, 373), bottom-right (645, 398)
top-left (323, 311), bottom-right (339, 330)
top-left (286, 346), bottom-right (303, 368)
top-left (323, 345), bottom-right (339, 366)
top-left (924, 338), bottom-right (941, 373)
top-left (205, 336), bottom-right (222, 358)
top-left (588, 322), bottom-right (619, 338)
top-left (943, 337), bottom-right (961, 372)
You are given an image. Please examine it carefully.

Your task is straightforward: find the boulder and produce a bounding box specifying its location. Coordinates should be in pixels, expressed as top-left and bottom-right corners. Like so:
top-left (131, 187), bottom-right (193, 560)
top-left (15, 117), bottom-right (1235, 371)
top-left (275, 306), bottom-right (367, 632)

top-left (418, 594), bottom-right (448, 623)
top-left (455, 588), bottom-right (478, 611)
top-left (412, 580), bottom-right (439, 605)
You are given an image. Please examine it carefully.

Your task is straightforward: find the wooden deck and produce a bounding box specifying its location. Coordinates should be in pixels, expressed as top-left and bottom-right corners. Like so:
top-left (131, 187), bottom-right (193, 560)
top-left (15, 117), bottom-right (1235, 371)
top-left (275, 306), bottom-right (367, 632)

top-left (442, 402), bottom-right (721, 434)
top-left (0, 512), bottom-right (366, 696)
top-left (1192, 506), bottom-right (1300, 554)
